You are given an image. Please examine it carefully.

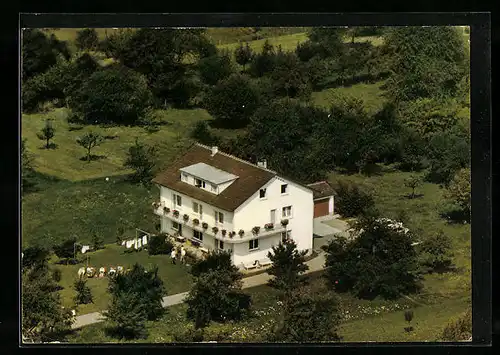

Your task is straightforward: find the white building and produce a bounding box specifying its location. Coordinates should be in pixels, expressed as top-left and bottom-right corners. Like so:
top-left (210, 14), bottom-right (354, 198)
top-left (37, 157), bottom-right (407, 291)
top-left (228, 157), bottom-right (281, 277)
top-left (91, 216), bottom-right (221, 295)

top-left (151, 143), bottom-right (316, 268)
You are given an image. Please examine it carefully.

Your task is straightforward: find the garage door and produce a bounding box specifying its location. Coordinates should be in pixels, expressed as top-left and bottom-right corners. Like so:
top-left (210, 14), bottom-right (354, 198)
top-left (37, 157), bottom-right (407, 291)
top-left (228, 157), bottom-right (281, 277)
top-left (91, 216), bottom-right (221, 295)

top-left (314, 199), bottom-right (329, 218)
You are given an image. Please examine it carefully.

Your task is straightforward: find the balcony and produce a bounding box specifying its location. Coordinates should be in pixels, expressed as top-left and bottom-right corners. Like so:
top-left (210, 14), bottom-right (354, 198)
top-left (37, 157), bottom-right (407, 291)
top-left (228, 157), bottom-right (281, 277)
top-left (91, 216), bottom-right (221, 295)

top-left (153, 205), bottom-right (286, 243)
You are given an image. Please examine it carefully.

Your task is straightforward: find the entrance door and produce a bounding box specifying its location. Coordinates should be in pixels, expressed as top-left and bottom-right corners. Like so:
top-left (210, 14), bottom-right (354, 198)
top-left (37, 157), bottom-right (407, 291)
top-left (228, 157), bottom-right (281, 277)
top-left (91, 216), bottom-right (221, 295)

top-left (270, 209), bottom-right (276, 224)
top-left (178, 223), bottom-right (183, 236)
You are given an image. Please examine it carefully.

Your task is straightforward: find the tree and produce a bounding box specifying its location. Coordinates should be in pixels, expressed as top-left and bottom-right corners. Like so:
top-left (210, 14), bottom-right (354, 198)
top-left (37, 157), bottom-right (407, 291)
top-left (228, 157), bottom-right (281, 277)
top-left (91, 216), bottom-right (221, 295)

top-left (271, 283), bottom-right (342, 342)
top-left (322, 217), bottom-right (422, 299)
top-left (398, 127), bottom-right (427, 172)
top-left (417, 231), bottom-right (454, 273)
top-left (334, 181), bottom-right (375, 217)
top-left (383, 26), bottom-right (468, 102)
top-left (404, 175), bottom-right (422, 199)
top-left (295, 40), bottom-right (321, 62)
top-left (426, 129), bottom-right (470, 186)
top-left (70, 66), bottom-right (153, 125)
top-left (190, 121), bottom-right (221, 146)
top-left (74, 278), bottom-right (93, 305)
top-left (108, 263), bottom-right (166, 321)
top-left (53, 237), bottom-right (77, 264)
top-left (198, 50), bottom-right (235, 86)
top-left (91, 233), bottom-right (104, 251)
top-left (267, 240), bottom-right (309, 292)
top-left (234, 42), bottom-right (254, 69)
top-left (106, 290), bottom-right (148, 339)
top-left (124, 138), bottom-right (157, 185)
top-left (22, 264), bottom-right (72, 342)
top-left (75, 28), bottom-right (99, 50)
top-left (22, 245), bottom-right (50, 270)
top-left (307, 27), bottom-right (346, 59)
top-left (249, 40), bottom-right (276, 77)
top-left (269, 52), bottom-right (311, 99)
top-left (186, 251), bottom-right (250, 329)
top-left (36, 119), bottom-right (55, 149)
top-left (22, 29), bottom-right (70, 81)
top-left (147, 234), bottom-right (174, 256)
top-left (76, 132), bottom-right (104, 162)
top-left (203, 73), bottom-right (262, 128)
top-left (445, 168), bottom-right (471, 215)
top-left (21, 139), bottom-right (36, 194)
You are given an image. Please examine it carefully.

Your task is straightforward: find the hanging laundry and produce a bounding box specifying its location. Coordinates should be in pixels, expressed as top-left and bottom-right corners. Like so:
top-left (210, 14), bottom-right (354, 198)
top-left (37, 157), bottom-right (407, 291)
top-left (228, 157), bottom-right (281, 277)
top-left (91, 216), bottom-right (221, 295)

top-left (126, 240), bottom-right (133, 248)
top-left (134, 239), bottom-right (139, 249)
top-left (137, 239), bottom-right (142, 249)
top-left (121, 240), bottom-right (126, 246)
top-left (81, 245), bottom-right (90, 254)
top-left (142, 235), bottom-right (148, 245)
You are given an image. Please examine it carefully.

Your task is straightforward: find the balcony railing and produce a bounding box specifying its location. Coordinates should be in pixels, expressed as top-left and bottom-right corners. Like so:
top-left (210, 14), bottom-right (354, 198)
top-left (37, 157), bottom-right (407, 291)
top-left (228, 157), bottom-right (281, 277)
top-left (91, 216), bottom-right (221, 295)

top-left (153, 206), bottom-right (286, 243)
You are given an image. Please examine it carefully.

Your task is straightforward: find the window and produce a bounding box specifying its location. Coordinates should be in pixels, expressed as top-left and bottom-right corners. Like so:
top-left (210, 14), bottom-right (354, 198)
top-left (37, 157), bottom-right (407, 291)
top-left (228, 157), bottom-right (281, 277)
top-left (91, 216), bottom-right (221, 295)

top-left (193, 230), bottom-right (203, 241)
top-left (215, 211), bottom-right (224, 224)
top-left (281, 184), bottom-right (288, 194)
top-left (172, 221), bottom-right (180, 231)
top-left (211, 184), bottom-right (217, 193)
top-left (174, 194), bottom-right (182, 207)
top-left (249, 239), bottom-right (259, 251)
top-left (182, 173), bottom-right (188, 181)
top-left (281, 230), bottom-right (292, 243)
top-left (259, 188), bottom-right (267, 199)
top-left (193, 202), bottom-right (203, 215)
top-left (282, 206), bottom-right (292, 218)
top-left (195, 178), bottom-right (206, 188)
top-left (217, 240), bottom-right (224, 250)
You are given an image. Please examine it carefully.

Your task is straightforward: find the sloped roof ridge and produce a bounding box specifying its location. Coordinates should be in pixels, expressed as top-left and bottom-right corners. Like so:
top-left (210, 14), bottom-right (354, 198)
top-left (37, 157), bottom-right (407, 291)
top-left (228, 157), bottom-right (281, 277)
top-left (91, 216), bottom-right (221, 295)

top-left (195, 143), bottom-right (277, 175)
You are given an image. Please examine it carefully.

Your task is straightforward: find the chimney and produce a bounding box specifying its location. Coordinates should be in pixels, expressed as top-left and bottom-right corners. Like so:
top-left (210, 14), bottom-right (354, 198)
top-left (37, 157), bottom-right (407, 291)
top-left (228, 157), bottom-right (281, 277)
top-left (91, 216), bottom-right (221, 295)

top-left (211, 146), bottom-right (218, 156)
top-left (257, 159), bottom-right (267, 169)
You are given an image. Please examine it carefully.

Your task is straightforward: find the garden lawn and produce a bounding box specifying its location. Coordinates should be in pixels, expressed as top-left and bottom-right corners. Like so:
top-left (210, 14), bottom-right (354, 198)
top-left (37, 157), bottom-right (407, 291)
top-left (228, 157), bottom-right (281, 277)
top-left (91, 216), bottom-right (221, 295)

top-left (22, 107), bottom-right (213, 181)
top-left (328, 168), bottom-right (471, 302)
top-left (21, 173), bottom-right (159, 248)
top-left (51, 244), bottom-right (193, 314)
top-left (218, 32), bottom-right (309, 53)
top-left (311, 80), bottom-right (387, 114)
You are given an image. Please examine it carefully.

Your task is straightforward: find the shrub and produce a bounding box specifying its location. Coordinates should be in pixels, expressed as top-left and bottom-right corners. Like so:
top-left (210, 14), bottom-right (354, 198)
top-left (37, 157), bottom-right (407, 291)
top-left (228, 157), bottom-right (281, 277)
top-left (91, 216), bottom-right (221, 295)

top-left (417, 231), bottom-right (454, 273)
top-left (52, 268), bottom-right (62, 283)
top-left (267, 239), bottom-right (309, 291)
top-left (91, 233), bottom-right (104, 251)
top-left (148, 234), bottom-right (174, 256)
top-left (334, 181), bottom-right (375, 217)
top-left (441, 309), bottom-right (472, 341)
top-left (73, 278), bottom-right (93, 305)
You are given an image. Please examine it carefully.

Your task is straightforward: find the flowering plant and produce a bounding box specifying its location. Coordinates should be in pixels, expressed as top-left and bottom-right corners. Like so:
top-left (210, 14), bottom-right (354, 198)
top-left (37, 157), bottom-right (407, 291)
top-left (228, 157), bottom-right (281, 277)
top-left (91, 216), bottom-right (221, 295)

top-left (193, 218), bottom-right (200, 225)
top-left (152, 201), bottom-right (160, 209)
top-left (228, 231), bottom-right (235, 238)
top-left (163, 207), bottom-right (170, 214)
top-left (183, 214), bottom-right (189, 222)
top-left (202, 222), bottom-right (208, 229)
top-left (212, 226), bottom-right (219, 234)
top-left (221, 229), bottom-right (227, 236)
top-left (238, 229), bottom-right (245, 237)
top-left (172, 210), bottom-right (179, 217)
top-left (281, 219), bottom-right (289, 227)
top-left (264, 223), bottom-right (274, 230)
top-left (252, 226), bottom-right (260, 235)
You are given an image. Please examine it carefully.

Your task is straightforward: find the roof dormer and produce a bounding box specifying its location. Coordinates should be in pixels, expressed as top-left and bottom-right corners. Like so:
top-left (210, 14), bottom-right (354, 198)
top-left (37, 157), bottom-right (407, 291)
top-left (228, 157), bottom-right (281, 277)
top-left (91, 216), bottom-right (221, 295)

top-left (179, 162), bottom-right (239, 195)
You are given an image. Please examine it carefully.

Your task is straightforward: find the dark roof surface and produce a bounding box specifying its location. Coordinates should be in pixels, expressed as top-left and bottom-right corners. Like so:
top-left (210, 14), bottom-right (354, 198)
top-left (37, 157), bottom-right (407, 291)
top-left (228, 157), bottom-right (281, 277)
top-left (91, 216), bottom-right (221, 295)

top-left (152, 144), bottom-right (276, 211)
top-left (307, 181), bottom-right (336, 200)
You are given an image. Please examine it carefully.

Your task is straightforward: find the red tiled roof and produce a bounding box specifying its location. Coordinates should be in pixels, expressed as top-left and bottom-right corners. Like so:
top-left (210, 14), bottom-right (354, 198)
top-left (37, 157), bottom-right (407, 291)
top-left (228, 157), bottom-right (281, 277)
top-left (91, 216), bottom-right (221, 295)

top-left (152, 143), bottom-right (276, 212)
top-left (307, 181), bottom-right (336, 200)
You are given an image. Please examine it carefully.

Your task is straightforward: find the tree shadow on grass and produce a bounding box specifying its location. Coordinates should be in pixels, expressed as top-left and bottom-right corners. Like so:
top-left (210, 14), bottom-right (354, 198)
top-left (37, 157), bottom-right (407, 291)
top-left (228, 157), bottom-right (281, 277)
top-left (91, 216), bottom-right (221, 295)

top-left (38, 143), bottom-right (58, 150)
top-left (440, 208), bottom-right (471, 225)
top-left (400, 193), bottom-right (425, 200)
top-left (68, 125), bottom-right (84, 132)
top-left (79, 155), bottom-right (107, 162)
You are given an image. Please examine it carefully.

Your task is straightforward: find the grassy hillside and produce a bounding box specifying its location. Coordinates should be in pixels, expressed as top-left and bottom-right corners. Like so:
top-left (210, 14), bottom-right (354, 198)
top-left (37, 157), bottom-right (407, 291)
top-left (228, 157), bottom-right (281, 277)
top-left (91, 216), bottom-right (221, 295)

top-left (22, 108), bottom-right (212, 181)
top-left (311, 80), bottom-right (388, 114)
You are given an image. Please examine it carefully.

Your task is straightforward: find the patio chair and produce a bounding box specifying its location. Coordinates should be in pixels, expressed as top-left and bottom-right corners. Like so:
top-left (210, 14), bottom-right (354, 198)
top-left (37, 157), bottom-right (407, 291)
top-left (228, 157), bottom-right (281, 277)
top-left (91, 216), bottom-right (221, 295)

top-left (241, 260), bottom-right (258, 270)
top-left (257, 258), bottom-right (272, 267)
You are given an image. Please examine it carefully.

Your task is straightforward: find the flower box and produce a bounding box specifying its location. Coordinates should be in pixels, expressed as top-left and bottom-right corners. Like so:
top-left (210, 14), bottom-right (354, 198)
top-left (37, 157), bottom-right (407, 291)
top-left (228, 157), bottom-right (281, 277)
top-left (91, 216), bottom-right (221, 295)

top-left (252, 226), bottom-right (260, 235)
top-left (212, 226), bottom-right (219, 234)
top-left (172, 210), bottom-right (180, 218)
top-left (281, 219), bottom-right (289, 227)
top-left (193, 218), bottom-right (200, 225)
top-left (202, 222), bottom-right (209, 229)
top-left (221, 229), bottom-right (227, 237)
top-left (183, 214), bottom-right (189, 222)
top-left (152, 202), bottom-right (160, 210)
top-left (264, 223), bottom-right (274, 230)
top-left (163, 207), bottom-right (170, 214)
top-left (238, 229), bottom-right (245, 237)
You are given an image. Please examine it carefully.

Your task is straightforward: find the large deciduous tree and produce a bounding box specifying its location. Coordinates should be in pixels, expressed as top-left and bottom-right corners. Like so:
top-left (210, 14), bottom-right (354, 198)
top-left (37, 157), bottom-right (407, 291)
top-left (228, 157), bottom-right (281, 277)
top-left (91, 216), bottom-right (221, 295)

top-left (383, 26), bottom-right (469, 102)
top-left (234, 42), bottom-right (254, 69)
top-left (70, 66), bottom-right (153, 125)
top-left (203, 73), bottom-right (262, 128)
top-left (269, 51), bottom-right (311, 99)
top-left (198, 50), bottom-right (235, 86)
top-left (322, 217), bottom-right (422, 299)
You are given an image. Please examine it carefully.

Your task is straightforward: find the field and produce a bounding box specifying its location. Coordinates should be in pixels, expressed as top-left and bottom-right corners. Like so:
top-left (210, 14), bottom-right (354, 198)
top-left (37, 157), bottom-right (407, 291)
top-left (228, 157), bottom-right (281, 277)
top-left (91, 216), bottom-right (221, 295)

top-left (51, 244), bottom-right (193, 314)
top-left (22, 108), bottom-right (212, 181)
top-left (311, 80), bottom-right (388, 114)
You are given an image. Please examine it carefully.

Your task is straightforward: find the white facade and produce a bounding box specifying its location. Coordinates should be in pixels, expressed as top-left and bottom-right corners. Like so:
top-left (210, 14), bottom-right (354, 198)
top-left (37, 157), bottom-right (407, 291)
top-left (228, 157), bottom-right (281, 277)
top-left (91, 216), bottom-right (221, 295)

top-left (156, 174), bottom-right (314, 268)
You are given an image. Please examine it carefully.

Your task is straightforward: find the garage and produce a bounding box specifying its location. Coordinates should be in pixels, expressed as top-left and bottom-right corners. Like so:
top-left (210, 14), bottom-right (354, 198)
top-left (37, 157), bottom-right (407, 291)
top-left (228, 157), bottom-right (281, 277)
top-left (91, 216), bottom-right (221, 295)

top-left (307, 181), bottom-right (336, 218)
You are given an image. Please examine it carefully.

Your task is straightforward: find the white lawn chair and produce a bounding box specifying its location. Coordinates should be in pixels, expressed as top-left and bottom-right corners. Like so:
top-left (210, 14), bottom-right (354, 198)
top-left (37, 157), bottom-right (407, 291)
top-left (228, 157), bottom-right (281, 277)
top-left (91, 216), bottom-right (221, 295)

top-left (257, 258), bottom-right (272, 267)
top-left (241, 260), bottom-right (258, 270)
top-left (77, 267), bottom-right (85, 278)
